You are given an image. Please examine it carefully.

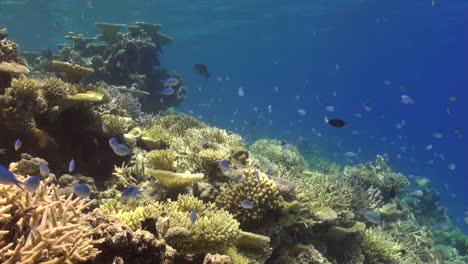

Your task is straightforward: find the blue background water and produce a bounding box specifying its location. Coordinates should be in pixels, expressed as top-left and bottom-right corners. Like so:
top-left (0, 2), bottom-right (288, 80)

top-left (1, 0), bottom-right (467, 232)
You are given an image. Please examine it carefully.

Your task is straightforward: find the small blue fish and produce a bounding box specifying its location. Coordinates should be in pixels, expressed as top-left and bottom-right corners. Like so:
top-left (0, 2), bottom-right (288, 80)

top-left (39, 164), bottom-right (50, 177)
top-left (239, 175), bottom-right (246, 183)
top-left (73, 183), bottom-right (90, 198)
top-left (113, 144), bottom-right (131, 156)
top-left (254, 170), bottom-right (260, 179)
top-left (410, 190), bottom-right (424, 197)
top-left (121, 187), bottom-right (140, 200)
top-left (218, 160), bottom-right (230, 171)
top-left (160, 87), bottom-right (175, 96)
top-left (102, 123), bottom-right (108, 133)
top-left (0, 164), bottom-right (23, 189)
top-left (162, 77), bottom-right (179, 87)
top-left (69, 159), bottom-right (75, 172)
top-left (14, 139), bottom-right (22, 151)
top-left (24, 176), bottom-right (41, 193)
top-left (241, 199), bottom-right (254, 209)
top-left (190, 210), bottom-right (197, 224)
top-left (109, 137), bottom-right (119, 149)
top-left (360, 210), bottom-right (381, 224)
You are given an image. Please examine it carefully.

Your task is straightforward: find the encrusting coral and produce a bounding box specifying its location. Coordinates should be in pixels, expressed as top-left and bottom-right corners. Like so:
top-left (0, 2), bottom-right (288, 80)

top-left (0, 177), bottom-right (102, 263)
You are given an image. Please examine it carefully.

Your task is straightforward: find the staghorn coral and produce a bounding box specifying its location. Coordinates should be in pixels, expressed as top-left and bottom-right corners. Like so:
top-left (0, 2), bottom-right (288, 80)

top-left (295, 171), bottom-right (355, 227)
top-left (146, 168), bottom-right (204, 189)
top-left (216, 168), bottom-right (284, 226)
top-left (146, 149), bottom-right (176, 171)
top-left (249, 139), bottom-right (305, 178)
top-left (343, 155), bottom-right (410, 201)
top-left (361, 226), bottom-right (403, 264)
top-left (0, 176), bottom-right (101, 263)
top-left (154, 113), bottom-right (206, 136)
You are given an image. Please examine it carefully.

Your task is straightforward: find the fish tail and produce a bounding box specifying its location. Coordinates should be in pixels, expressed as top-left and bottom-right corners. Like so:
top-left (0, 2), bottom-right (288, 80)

top-left (324, 116), bottom-right (329, 123)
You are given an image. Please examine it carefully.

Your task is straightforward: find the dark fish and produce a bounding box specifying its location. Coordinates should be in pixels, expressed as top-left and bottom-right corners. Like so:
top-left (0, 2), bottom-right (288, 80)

top-left (325, 117), bottom-right (347, 128)
top-left (389, 187), bottom-right (397, 199)
top-left (193, 64), bottom-right (210, 78)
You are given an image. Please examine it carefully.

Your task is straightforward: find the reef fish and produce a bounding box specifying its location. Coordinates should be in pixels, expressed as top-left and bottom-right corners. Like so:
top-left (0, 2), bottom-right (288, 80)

top-left (219, 159), bottom-right (230, 171)
top-left (14, 139), bottom-right (22, 151)
top-left (109, 137), bottom-right (119, 149)
top-left (241, 199), bottom-right (254, 209)
top-left (190, 210), bottom-right (198, 224)
top-left (297, 109), bottom-right (306, 116)
top-left (39, 164), bottom-right (50, 177)
top-left (448, 163), bottom-right (456, 170)
top-left (193, 64), bottom-right (210, 78)
top-left (24, 175), bottom-right (41, 193)
top-left (432, 133), bottom-right (444, 139)
top-left (344, 152), bottom-right (357, 158)
top-left (160, 87), bottom-right (175, 96)
top-left (410, 190), bottom-right (424, 196)
top-left (69, 159), bottom-right (76, 172)
top-left (121, 187), bottom-right (140, 200)
top-left (162, 77), bottom-right (179, 87)
top-left (401, 95), bottom-right (415, 104)
top-left (102, 123), bottom-right (109, 133)
top-left (360, 210), bottom-right (382, 224)
top-left (325, 105), bottom-right (335, 112)
top-left (73, 183), bottom-right (90, 198)
top-left (112, 144), bottom-right (131, 156)
top-left (0, 149), bottom-right (5, 155)
top-left (0, 164), bottom-right (23, 189)
top-left (325, 117), bottom-right (347, 128)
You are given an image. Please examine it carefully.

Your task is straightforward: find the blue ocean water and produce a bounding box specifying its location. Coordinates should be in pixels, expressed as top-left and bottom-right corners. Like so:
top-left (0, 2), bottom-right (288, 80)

top-left (1, 0), bottom-right (467, 233)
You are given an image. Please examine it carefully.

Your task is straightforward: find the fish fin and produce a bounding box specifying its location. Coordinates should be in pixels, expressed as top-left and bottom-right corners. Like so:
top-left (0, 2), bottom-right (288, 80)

top-left (15, 180), bottom-right (25, 190)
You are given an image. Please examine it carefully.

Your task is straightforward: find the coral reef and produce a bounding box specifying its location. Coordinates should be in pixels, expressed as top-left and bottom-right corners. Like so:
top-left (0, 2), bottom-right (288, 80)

top-left (0, 175), bottom-right (101, 263)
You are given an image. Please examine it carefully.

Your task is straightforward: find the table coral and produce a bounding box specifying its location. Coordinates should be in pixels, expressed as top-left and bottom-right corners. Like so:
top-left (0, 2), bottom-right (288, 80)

top-left (146, 168), bottom-right (204, 189)
top-left (0, 176), bottom-right (101, 263)
top-left (51, 60), bottom-right (94, 83)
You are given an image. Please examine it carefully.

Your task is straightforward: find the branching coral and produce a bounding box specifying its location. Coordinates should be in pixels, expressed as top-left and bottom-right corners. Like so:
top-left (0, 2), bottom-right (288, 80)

top-left (343, 155), bottom-right (409, 201)
top-left (249, 139), bottom-right (305, 178)
top-left (0, 178), bottom-right (102, 263)
top-left (295, 171), bottom-right (355, 227)
top-left (216, 169), bottom-right (284, 226)
top-left (361, 227), bottom-right (403, 264)
top-left (146, 149), bottom-right (176, 171)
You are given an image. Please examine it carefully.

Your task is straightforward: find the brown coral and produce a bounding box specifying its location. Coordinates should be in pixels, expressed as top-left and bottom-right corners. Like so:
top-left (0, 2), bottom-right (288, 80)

top-left (0, 177), bottom-right (101, 263)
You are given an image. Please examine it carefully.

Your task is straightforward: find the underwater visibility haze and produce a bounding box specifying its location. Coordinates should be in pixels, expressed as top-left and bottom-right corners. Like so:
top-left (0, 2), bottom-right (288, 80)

top-left (0, 0), bottom-right (467, 263)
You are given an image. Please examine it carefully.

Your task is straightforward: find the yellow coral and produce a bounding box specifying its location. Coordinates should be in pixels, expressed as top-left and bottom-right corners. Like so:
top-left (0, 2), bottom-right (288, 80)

top-left (362, 227), bottom-right (403, 263)
top-left (101, 113), bottom-right (136, 136)
top-left (146, 149), bottom-right (176, 171)
top-left (51, 60), bottom-right (94, 82)
top-left (235, 231), bottom-right (270, 249)
top-left (146, 168), bottom-right (204, 189)
top-left (0, 178), bottom-right (101, 263)
top-left (216, 169), bottom-right (284, 226)
top-left (0, 61), bottom-right (29, 74)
